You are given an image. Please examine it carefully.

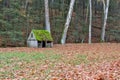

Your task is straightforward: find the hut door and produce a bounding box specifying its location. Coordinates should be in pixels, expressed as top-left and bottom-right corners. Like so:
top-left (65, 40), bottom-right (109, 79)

top-left (42, 41), bottom-right (46, 47)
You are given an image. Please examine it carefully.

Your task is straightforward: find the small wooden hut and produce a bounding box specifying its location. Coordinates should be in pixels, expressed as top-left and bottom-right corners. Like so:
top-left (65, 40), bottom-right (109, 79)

top-left (27, 30), bottom-right (53, 48)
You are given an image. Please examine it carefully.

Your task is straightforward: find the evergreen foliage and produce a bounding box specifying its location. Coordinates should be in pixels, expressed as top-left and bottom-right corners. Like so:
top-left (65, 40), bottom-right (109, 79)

top-left (0, 0), bottom-right (120, 46)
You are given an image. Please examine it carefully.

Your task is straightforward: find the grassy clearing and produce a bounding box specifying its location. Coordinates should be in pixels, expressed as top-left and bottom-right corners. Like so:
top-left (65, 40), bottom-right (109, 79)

top-left (0, 44), bottom-right (120, 79)
top-left (71, 54), bottom-right (88, 65)
top-left (0, 51), bottom-right (89, 79)
top-left (0, 51), bottom-right (62, 66)
top-left (0, 47), bottom-right (119, 79)
top-left (0, 51), bottom-right (89, 66)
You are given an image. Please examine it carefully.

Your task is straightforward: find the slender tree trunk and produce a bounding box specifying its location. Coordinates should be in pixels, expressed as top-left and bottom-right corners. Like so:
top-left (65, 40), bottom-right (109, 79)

top-left (25, 0), bottom-right (29, 39)
top-left (101, 0), bottom-right (110, 42)
top-left (44, 0), bottom-right (51, 33)
top-left (61, 0), bottom-right (75, 44)
top-left (88, 0), bottom-right (92, 44)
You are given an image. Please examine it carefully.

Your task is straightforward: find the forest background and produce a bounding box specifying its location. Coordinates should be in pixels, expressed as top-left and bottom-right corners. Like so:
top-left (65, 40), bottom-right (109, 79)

top-left (0, 0), bottom-right (120, 47)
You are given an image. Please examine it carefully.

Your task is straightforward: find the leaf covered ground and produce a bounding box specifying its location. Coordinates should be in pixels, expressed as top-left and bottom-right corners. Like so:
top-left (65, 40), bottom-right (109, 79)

top-left (0, 43), bottom-right (120, 80)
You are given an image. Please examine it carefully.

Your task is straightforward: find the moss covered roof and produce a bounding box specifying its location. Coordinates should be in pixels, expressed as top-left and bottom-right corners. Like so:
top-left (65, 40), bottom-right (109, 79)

top-left (32, 30), bottom-right (53, 41)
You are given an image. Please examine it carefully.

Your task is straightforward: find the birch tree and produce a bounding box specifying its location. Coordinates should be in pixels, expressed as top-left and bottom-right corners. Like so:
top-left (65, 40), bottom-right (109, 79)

top-left (101, 0), bottom-right (110, 42)
top-left (88, 0), bottom-right (92, 44)
top-left (61, 0), bottom-right (75, 44)
top-left (44, 0), bottom-right (51, 33)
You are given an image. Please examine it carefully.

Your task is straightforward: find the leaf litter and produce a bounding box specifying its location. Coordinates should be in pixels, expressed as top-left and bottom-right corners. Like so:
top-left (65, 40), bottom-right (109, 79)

top-left (0, 43), bottom-right (120, 80)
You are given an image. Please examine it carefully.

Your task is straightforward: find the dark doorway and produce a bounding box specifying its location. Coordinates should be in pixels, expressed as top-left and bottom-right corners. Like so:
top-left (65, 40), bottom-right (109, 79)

top-left (42, 41), bottom-right (46, 47)
top-left (38, 41), bottom-right (41, 48)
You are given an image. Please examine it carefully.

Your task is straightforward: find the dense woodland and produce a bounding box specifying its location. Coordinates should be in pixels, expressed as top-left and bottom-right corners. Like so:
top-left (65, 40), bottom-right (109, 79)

top-left (0, 0), bottom-right (120, 47)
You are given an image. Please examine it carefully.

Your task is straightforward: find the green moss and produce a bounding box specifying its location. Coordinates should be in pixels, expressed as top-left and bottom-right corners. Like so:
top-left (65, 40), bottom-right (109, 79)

top-left (32, 30), bottom-right (53, 41)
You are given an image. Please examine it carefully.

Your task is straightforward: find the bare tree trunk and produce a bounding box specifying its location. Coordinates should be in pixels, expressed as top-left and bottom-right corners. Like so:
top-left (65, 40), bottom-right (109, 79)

top-left (44, 0), bottom-right (51, 33)
top-left (88, 0), bottom-right (92, 44)
top-left (25, 0), bottom-right (29, 39)
top-left (61, 0), bottom-right (75, 44)
top-left (101, 0), bottom-right (110, 42)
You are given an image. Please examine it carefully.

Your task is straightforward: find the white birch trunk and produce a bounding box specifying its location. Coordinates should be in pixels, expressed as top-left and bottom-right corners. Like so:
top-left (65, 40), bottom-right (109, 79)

top-left (101, 0), bottom-right (110, 42)
top-left (44, 0), bottom-right (51, 33)
top-left (88, 0), bottom-right (92, 44)
top-left (61, 0), bottom-right (75, 44)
